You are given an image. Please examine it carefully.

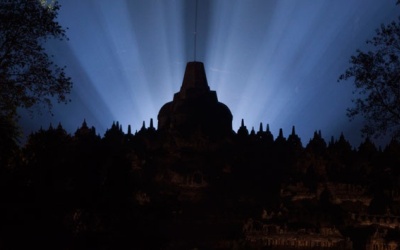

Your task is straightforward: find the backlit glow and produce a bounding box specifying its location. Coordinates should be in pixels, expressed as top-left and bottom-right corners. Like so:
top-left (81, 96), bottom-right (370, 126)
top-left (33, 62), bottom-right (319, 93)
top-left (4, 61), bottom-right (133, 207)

top-left (20, 0), bottom-right (399, 146)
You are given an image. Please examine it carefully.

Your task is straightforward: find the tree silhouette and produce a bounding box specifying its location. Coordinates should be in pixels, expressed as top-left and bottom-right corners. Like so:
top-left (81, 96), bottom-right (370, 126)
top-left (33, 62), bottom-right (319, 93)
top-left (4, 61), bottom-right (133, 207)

top-left (339, 14), bottom-right (400, 139)
top-left (0, 115), bottom-right (19, 167)
top-left (0, 0), bottom-right (72, 120)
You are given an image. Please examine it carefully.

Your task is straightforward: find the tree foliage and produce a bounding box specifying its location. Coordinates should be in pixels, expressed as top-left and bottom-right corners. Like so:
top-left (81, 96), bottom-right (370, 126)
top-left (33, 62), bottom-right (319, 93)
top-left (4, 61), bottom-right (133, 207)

top-left (0, 0), bottom-right (72, 119)
top-left (339, 18), bottom-right (400, 139)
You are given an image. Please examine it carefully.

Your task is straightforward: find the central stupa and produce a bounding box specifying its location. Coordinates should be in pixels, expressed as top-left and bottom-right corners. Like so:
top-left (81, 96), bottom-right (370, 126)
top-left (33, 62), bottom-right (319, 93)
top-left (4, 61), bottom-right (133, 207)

top-left (157, 62), bottom-right (233, 138)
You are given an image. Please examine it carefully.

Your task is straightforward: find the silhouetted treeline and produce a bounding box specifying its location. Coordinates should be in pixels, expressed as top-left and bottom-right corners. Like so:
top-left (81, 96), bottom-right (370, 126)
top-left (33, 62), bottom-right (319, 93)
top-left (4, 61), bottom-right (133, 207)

top-left (0, 119), bottom-right (400, 249)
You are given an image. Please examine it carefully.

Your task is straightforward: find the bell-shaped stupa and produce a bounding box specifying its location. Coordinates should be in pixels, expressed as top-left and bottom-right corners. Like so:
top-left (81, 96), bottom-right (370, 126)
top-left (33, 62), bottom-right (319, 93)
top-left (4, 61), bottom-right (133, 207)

top-left (157, 61), bottom-right (233, 138)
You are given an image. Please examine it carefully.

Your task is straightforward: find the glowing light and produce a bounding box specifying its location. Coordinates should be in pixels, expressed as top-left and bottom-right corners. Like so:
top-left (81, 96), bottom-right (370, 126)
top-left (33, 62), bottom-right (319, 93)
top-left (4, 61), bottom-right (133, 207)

top-left (19, 0), bottom-right (399, 146)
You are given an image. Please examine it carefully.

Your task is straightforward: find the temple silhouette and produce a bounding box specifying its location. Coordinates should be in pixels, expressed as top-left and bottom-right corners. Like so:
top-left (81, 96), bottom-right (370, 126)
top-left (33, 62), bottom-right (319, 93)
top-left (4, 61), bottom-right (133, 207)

top-left (2, 61), bottom-right (400, 249)
top-left (158, 61), bottom-right (232, 138)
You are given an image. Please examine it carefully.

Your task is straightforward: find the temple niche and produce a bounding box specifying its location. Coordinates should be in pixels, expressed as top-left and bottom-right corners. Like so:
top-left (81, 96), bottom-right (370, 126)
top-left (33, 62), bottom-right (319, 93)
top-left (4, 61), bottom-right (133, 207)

top-left (158, 61), bottom-right (233, 139)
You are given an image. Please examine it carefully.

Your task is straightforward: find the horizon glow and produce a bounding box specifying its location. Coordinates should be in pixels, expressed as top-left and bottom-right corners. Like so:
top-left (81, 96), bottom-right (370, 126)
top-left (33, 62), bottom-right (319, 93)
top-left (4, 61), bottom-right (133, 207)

top-left (20, 0), bottom-right (399, 146)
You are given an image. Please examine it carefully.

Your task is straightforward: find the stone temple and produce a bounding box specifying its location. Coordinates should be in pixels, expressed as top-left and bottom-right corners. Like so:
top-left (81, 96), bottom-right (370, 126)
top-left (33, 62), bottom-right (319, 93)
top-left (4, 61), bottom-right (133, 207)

top-left (157, 61), bottom-right (233, 138)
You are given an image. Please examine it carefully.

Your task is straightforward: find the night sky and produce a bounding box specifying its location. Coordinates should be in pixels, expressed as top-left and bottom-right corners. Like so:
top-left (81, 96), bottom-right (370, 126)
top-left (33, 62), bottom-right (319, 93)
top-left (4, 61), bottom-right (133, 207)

top-left (20, 0), bottom-right (399, 147)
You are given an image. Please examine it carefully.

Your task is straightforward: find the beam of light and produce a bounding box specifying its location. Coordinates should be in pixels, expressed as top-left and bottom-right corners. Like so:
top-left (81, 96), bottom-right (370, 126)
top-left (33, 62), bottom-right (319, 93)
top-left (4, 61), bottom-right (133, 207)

top-left (200, 0), bottom-right (398, 144)
top-left (26, 0), bottom-right (188, 134)
top-left (20, 0), bottom-right (399, 146)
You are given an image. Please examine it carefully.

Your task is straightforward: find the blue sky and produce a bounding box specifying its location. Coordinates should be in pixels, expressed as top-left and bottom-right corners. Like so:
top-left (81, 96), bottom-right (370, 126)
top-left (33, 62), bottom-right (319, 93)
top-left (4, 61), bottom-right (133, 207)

top-left (20, 0), bottom-right (399, 146)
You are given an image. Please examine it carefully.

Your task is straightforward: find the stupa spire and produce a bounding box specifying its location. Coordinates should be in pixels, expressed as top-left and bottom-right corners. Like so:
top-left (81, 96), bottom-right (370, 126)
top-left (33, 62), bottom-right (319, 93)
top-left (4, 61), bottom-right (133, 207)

top-left (180, 61), bottom-right (210, 96)
top-left (193, 0), bottom-right (198, 61)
